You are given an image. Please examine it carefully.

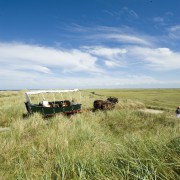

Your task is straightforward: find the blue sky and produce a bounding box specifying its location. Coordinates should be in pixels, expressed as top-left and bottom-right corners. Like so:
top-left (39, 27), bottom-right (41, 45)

top-left (0, 0), bottom-right (180, 89)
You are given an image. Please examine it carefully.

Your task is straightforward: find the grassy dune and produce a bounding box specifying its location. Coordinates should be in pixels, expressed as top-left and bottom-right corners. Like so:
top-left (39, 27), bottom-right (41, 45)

top-left (0, 89), bottom-right (180, 179)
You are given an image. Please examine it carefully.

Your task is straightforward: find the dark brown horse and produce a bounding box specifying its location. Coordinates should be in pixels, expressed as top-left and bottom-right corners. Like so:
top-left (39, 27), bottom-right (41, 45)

top-left (107, 97), bottom-right (118, 104)
top-left (93, 97), bottom-right (118, 111)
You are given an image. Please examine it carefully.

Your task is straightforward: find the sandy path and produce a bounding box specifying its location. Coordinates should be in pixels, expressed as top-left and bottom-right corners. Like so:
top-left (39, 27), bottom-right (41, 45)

top-left (139, 109), bottom-right (164, 114)
top-left (0, 127), bottom-right (10, 132)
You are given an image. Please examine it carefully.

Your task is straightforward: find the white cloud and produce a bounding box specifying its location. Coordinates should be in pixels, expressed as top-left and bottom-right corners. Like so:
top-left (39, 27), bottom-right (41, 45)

top-left (0, 42), bottom-right (102, 74)
top-left (83, 45), bottom-right (180, 71)
top-left (13, 64), bottom-right (52, 74)
top-left (127, 46), bottom-right (180, 70)
top-left (105, 34), bottom-right (149, 45)
top-left (103, 10), bottom-right (115, 17)
top-left (90, 33), bottom-right (151, 45)
top-left (1, 37), bottom-right (180, 89)
top-left (2, 69), bottom-right (178, 89)
top-left (122, 7), bottom-right (139, 19)
top-left (105, 60), bottom-right (119, 67)
top-left (83, 46), bottom-right (127, 67)
top-left (103, 7), bottom-right (139, 19)
top-left (168, 25), bottom-right (180, 39)
top-left (69, 25), bottom-right (154, 46)
top-left (85, 46), bottom-right (127, 57)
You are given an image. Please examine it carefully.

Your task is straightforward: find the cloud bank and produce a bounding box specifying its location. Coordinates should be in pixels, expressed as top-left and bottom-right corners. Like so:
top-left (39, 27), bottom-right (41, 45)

top-left (1, 24), bottom-right (180, 89)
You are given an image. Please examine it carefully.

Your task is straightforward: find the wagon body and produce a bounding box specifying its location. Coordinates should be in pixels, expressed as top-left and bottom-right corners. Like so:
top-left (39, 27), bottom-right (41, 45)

top-left (24, 89), bottom-right (81, 117)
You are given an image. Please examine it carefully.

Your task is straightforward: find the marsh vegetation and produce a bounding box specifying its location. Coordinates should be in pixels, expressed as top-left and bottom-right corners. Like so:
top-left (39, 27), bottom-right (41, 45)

top-left (0, 89), bottom-right (180, 179)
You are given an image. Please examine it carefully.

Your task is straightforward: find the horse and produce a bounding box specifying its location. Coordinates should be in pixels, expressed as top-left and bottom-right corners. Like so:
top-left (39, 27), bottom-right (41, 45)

top-left (93, 97), bottom-right (118, 111)
top-left (107, 97), bottom-right (118, 104)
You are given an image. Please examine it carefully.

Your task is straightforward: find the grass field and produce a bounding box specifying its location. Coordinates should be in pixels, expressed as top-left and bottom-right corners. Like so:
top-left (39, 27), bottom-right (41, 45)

top-left (0, 89), bottom-right (180, 179)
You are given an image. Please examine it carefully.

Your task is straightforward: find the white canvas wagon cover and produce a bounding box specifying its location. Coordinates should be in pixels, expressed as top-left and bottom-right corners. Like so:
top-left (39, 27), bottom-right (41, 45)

top-left (25, 89), bottom-right (79, 103)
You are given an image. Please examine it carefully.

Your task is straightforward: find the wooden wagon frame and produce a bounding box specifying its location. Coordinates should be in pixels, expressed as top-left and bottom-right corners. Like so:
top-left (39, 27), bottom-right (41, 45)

top-left (24, 89), bottom-right (81, 117)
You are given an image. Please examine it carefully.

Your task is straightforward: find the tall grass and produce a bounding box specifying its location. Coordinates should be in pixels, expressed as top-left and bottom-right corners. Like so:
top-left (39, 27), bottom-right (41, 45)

top-left (0, 90), bottom-right (180, 179)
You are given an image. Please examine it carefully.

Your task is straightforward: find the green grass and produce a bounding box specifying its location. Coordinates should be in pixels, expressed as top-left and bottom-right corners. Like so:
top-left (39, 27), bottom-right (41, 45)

top-left (87, 89), bottom-right (180, 111)
top-left (0, 89), bottom-right (180, 179)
